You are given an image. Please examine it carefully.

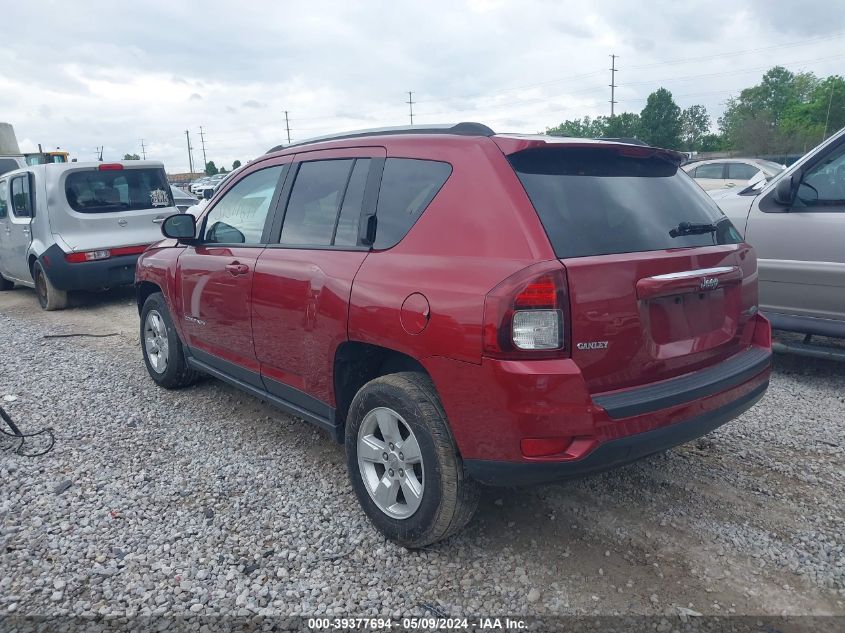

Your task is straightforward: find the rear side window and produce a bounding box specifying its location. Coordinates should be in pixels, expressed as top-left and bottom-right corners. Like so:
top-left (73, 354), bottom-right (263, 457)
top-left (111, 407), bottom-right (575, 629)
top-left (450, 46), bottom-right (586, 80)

top-left (374, 158), bottom-right (451, 249)
top-left (281, 159), bottom-right (354, 246)
top-left (0, 158), bottom-right (19, 177)
top-left (65, 168), bottom-right (172, 213)
top-left (728, 163), bottom-right (760, 180)
top-left (693, 163), bottom-right (724, 179)
top-left (509, 148), bottom-right (741, 259)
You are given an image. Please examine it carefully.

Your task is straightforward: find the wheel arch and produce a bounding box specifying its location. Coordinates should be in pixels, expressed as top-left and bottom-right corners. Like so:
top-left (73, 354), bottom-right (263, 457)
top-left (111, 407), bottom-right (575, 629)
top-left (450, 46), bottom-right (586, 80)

top-left (333, 341), bottom-right (433, 440)
top-left (137, 280), bottom-right (162, 315)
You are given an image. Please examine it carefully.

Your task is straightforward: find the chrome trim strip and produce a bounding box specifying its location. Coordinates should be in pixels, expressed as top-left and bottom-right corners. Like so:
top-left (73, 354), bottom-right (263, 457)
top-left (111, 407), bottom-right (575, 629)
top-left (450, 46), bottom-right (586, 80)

top-left (647, 266), bottom-right (736, 281)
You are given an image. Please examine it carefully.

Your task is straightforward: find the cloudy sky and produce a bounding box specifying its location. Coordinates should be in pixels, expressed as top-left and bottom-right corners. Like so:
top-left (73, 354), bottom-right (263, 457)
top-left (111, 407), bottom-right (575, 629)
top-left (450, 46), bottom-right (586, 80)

top-left (2, 1), bottom-right (843, 173)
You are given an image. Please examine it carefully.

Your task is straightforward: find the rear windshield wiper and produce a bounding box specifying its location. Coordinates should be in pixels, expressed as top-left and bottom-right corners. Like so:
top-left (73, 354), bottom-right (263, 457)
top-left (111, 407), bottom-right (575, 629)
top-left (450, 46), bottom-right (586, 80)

top-left (669, 221), bottom-right (718, 238)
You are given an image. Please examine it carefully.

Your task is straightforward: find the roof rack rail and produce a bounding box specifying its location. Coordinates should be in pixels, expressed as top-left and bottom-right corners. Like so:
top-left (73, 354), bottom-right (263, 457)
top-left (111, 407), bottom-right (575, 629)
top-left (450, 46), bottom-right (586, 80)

top-left (266, 122), bottom-right (495, 153)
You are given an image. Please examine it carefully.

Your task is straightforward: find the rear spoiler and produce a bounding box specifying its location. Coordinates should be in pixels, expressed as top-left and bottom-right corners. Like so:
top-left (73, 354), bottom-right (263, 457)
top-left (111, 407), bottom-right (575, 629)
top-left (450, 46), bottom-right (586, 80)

top-left (492, 136), bottom-right (685, 165)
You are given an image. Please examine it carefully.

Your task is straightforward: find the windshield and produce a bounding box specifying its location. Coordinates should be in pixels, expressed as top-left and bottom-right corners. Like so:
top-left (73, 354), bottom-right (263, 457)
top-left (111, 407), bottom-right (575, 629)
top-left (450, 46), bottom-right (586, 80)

top-left (65, 167), bottom-right (173, 213)
top-left (509, 147), bottom-right (743, 258)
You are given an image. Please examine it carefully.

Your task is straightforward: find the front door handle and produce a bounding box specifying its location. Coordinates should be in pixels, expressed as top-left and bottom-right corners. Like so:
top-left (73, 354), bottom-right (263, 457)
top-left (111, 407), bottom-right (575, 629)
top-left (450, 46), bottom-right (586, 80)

top-left (153, 216), bottom-right (166, 224)
top-left (225, 262), bottom-right (249, 276)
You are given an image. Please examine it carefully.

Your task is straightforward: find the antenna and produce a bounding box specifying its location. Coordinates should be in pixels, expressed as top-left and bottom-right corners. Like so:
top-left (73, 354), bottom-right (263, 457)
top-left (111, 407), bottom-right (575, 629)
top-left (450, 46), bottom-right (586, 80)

top-left (140, 138), bottom-right (146, 160)
top-left (284, 111), bottom-right (291, 144)
top-left (407, 91), bottom-right (415, 125)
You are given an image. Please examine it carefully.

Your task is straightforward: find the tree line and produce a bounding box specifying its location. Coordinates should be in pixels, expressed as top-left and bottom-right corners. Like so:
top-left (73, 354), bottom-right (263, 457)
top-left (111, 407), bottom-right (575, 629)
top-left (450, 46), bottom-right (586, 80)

top-left (546, 66), bottom-right (845, 155)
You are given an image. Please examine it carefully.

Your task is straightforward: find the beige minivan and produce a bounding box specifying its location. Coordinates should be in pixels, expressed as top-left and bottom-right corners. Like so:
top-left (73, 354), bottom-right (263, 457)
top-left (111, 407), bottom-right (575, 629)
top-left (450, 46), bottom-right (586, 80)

top-left (712, 128), bottom-right (845, 354)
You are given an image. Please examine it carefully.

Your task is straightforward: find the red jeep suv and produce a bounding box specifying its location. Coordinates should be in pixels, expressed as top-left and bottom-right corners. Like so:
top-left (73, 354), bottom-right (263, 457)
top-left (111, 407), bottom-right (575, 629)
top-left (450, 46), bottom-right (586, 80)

top-left (136, 123), bottom-right (771, 547)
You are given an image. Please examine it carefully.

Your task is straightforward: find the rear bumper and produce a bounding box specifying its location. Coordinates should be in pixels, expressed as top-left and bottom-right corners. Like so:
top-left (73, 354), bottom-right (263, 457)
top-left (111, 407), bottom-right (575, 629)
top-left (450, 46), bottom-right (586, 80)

top-left (464, 379), bottom-right (767, 486)
top-left (425, 315), bottom-right (772, 485)
top-left (39, 244), bottom-right (140, 291)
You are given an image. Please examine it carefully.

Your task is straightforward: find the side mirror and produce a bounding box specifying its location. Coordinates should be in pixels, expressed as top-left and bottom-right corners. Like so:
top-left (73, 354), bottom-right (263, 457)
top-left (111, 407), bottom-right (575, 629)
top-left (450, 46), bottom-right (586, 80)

top-left (161, 213), bottom-right (197, 241)
top-left (202, 188), bottom-right (214, 200)
top-left (774, 175), bottom-right (795, 206)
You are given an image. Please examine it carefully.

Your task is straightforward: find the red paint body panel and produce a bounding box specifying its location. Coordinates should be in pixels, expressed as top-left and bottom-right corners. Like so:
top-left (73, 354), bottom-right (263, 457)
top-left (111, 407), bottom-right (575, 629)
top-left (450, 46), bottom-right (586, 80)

top-left (176, 246), bottom-right (264, 374)
top-left (252, 248), bottom-right (369, 403)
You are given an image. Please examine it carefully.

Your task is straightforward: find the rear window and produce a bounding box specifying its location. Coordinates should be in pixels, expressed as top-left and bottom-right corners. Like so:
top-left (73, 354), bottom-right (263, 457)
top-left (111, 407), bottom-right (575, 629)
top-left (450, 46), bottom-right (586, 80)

top-left (509, 148), bottom-right (742, 258)
top-left (65, 168), bottom-right (172, 213)
top-left (0, 158), bottom-right (20, 177)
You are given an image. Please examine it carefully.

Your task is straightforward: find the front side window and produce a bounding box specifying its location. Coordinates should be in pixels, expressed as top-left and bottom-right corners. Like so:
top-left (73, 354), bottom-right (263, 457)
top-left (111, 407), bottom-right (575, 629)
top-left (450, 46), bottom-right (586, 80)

top-left (797, 145), bottom-right (845, 207)
top-left (693, 163), bottom-right (724, 179)
top-left (10, 175), bottom-right (33, 218)
top-left (374, 158), bottom-right (452, 249)
top-left (65, 168), bottom-right (172, 213)
top-left (204, 165), bottom-right (284, 244)
top-left (728, 163), bottom-right (761, 180)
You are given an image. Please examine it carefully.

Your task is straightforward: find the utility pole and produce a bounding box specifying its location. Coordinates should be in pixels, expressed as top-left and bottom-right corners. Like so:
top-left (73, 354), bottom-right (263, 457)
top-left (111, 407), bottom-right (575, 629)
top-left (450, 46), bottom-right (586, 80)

top-left (407, 91), bottom-right (415, 125)
top-left (198, 126), bottom-right (208, 168)
top-left (609, 54), bottom-right (618, 117)
top-left (822, 81), bottom-right (836, 142)
top-left (140, 139), bottom-right (146, 160)
top-left (185, 130), bottom-right (194, 174)
top-left (284, 111), bottom-right (291, 144)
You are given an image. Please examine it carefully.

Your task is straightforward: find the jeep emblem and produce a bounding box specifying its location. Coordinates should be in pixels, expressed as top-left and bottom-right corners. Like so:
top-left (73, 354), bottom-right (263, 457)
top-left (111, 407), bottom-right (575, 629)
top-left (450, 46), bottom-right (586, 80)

top-left (699, 277), bottom-right (719, 290)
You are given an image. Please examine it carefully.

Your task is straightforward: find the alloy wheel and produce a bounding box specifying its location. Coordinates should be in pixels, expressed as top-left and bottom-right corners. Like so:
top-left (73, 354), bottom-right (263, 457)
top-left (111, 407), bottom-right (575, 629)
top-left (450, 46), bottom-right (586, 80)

top-left (357, 407), bottom-right (425, 519)
top-left (144, 310), bottom-right (170, 373)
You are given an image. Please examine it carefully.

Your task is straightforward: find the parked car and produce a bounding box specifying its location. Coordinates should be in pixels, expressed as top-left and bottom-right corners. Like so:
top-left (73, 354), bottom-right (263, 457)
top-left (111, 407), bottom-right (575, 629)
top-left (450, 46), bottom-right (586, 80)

top-left (709, 127), bottom-right (845, 353)
top-left (683, 158), bottom-right (785, 191)
top-left (170, 185), bottom-right (198, 212)
top-left (189, 177), bottom-right (211, 195)
top-left (136, 123), bottom-right (772, 547)
top-left (193, 173), bottom-right (228, 199)
top-left (0, 161), bottom-right (177, 310)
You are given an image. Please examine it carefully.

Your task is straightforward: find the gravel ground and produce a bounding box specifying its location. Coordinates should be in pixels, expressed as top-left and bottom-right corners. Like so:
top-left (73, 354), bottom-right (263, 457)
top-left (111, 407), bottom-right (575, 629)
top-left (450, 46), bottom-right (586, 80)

top-left (0, 287), bottom-right (843, 622)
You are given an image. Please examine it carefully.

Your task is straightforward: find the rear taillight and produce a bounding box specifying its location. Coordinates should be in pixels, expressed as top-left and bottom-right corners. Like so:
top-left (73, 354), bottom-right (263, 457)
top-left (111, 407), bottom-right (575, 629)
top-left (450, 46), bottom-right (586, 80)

top-left (65, 244), bottom-right (149, 263)
top-left (66, 250), bottom-right (110, 263)
top-left (482, 261), bottom-right (570, 359)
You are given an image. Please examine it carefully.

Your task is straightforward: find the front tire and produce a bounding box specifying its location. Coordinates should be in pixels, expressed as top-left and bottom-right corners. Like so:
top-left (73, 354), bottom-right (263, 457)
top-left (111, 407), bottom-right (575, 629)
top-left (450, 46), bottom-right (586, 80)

top-left (346, 372), bottom-right (479, 548)
top-left (141, 292), bottom-right (200, 389)
top-left (33, 261), bottom-right (67, 311)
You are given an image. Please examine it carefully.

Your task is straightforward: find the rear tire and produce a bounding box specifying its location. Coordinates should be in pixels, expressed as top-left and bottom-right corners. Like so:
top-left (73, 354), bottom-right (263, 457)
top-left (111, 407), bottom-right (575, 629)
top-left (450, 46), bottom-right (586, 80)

top-left (33, 261), bottom-right (67, 311)
top-left (345, 372), bottom-right (479, 548)
top-left (0, 274), bottom-right (13, 291)
top-left (140, 292), bottom-right (200, 389)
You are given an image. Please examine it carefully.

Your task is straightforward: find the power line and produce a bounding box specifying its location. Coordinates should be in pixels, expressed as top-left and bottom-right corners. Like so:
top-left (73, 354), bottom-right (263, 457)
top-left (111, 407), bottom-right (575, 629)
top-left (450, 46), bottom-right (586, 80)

top-left (609, 54), bottom-right (618, 117)
top-left (198, 126), bottom-right (208, 168)
top-left (407, 91), bottom-right (415, 125)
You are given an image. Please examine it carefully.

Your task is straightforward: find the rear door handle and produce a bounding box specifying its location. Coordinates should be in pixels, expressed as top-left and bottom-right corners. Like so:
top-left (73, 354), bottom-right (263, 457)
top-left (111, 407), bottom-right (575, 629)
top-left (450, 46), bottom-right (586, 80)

top-left (225, 262), bottom-right (249, 276)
